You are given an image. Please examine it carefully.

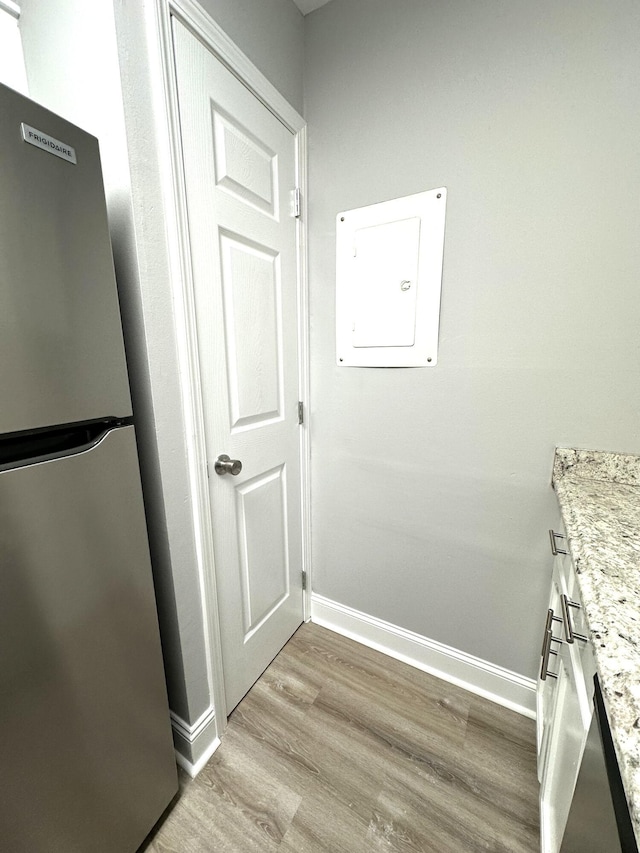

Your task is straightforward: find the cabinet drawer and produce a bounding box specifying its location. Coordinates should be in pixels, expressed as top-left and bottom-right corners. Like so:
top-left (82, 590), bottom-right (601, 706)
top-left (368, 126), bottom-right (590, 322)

top-left (549, 525), bottom-right (592, 668)
top-left (563, 567), bottom-right (589, 646)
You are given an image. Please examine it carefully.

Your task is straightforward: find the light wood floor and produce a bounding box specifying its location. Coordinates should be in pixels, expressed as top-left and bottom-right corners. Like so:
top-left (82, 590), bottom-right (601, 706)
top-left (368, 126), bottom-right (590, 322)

top-left (141, 623), bottom-right (539, 852)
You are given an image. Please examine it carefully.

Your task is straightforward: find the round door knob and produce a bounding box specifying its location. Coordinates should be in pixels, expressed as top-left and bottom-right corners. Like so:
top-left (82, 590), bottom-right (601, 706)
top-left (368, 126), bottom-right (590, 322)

top-left (214, 454), bottom-right (242, 476)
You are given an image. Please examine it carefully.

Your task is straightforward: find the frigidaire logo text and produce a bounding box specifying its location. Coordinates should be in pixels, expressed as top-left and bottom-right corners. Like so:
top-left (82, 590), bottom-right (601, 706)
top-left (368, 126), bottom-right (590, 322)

top-left (27, 130), bottom-right (73, 159)
top-left (20, 122), bottom-right (77, 164)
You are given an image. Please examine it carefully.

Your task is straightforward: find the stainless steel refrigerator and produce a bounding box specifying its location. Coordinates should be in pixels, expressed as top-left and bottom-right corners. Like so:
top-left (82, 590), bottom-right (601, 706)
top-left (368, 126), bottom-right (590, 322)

top-left (0, 84), bottom-right (178, 851)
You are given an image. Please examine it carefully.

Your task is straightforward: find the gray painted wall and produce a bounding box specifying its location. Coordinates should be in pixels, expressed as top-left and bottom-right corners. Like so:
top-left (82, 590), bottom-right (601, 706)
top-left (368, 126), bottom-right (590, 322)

top-left (199, 0), bottom-right (303, 114)
top-left (304, 0), bottom-right (640, 679)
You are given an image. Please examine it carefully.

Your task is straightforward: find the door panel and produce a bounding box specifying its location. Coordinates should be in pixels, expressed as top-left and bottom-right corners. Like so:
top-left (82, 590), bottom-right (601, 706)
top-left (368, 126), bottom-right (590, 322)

top-left (220, 231), bottom-right (283, 428)
top-left (173, 19), bottom-right (303, 714)
top-left (213, 109), bottom-right (277, 215)
top-left (237, 466), bottom-right (289, 636)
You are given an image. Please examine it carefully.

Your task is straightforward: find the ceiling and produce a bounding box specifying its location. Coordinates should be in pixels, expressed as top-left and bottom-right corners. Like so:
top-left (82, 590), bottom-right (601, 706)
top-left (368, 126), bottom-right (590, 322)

top-left (291, 0), bottom-right (332, 14)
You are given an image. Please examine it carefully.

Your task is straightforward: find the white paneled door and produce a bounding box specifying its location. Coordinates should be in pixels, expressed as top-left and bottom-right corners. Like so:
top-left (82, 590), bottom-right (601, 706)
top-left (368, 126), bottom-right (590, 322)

top-left (173, 19), bottom-right (304, 714)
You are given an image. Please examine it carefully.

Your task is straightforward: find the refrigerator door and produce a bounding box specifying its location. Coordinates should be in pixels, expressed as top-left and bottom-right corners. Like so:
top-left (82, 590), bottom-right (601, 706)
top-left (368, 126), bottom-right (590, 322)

top-left (0, 84), bottom-right (132, 434)
top-left (0, 425), bottom-right (177, 853)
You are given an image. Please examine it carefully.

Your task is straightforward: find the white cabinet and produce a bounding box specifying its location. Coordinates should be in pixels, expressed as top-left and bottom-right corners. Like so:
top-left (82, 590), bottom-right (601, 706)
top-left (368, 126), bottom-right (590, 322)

top-left (537, 526), bottom-right (596, 853)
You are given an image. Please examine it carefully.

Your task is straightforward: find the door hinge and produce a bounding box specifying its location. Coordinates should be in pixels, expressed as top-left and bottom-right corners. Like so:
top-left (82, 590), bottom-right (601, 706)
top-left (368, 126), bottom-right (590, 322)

top-left (301, 570), bottom-right (307, 591)
top-left (298, 401), bottom-right (304, 425)
top-left (293, 187), bottom-right (301, 218)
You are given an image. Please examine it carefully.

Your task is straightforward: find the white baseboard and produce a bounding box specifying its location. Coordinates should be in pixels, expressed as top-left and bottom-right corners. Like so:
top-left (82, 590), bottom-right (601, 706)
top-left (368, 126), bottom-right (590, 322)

top-left (170, 706), bottom-right (220, 777)
top-left (170, 596), bottom-right (536, 777)
top-left (311, 594), bottom-right (536, 719)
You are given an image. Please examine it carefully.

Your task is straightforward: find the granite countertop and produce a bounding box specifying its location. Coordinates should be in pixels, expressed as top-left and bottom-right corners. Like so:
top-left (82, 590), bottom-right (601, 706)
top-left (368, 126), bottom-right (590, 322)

top-left (552, 447), bottom-right (640, 841)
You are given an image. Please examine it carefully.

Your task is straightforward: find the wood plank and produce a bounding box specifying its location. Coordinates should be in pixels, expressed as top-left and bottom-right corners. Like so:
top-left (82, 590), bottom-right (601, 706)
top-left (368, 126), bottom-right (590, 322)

top-left (140, 623), bottom-right (539, 852)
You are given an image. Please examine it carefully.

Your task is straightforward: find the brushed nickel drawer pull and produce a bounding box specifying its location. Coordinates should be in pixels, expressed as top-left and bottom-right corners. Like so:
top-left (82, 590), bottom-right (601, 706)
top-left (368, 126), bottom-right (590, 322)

top-left (540, 628), bottom-right (559, 681)
top-left (549, 529), bottom-right (567, 556)
top-left (560, 593), bottom-right (588, 644)
top-left (541, 608), bottom-right (563, 656)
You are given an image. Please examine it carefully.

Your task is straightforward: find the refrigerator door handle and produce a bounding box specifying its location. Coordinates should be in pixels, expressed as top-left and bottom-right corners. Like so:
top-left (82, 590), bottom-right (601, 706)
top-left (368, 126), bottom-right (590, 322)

top-left (0, 419), bottom-right (129, 471)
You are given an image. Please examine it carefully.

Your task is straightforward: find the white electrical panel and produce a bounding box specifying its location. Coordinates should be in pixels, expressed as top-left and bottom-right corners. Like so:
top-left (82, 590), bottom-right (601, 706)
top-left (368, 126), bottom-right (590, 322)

top-left (336, 187), bottom-right (447, 367)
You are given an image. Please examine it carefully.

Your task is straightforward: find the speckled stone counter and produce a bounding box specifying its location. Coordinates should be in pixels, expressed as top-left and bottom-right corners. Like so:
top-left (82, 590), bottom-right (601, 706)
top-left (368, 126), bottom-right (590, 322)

top-left (553, 447), bottom-right (640, 842)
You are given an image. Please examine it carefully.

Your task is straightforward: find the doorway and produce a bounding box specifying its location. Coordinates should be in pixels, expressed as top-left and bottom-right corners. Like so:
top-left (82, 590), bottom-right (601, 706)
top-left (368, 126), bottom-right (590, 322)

top-left (172, 17), bottom-right (307, 715)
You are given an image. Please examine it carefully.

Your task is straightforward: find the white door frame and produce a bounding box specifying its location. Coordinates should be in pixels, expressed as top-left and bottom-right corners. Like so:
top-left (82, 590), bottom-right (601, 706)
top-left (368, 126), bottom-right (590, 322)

top-left (153, 0), bottom-right (310, 767)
